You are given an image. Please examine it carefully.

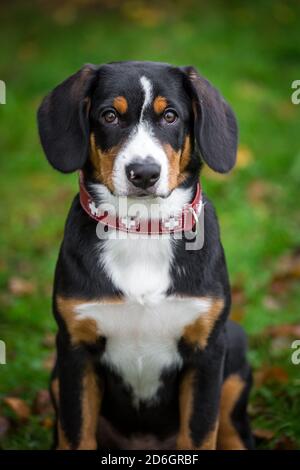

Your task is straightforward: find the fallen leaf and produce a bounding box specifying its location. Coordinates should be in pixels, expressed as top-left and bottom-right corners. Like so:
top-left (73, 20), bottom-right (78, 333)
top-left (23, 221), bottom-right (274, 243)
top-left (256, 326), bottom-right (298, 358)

top-left (121, 5), bottom-right (163, 27)
top-left (270, 336), bottom-right (292, 353)
top-left (8, 277), bottom-right (36, 296)
top-left (42, 333), bottom-right (56, 349)
top-left (247, 180), bottom-right (273, 205)
top-left (270, 249), bottom-right (300, 296)
top-left (236, 145), bottom-right (253, 168)
top-left (254, 366), bottom-right (289, 386)
top-left (253, 428), bottom-right (275, 441)
top-left (32, 390), bottom-right (53, 416)
top-left (274, 100), bottom-right (297, 120)
top-left (3, 397), bottom-right (30, 422)
top-left (275, 249), bottom-right (300, 279)
top-left (230, 283), bottom-right (246, 322)
top-left (274, 435), bottom-right (297, 450)
top-left (41, 416), bottom-right (54, 429)
top-left (263, 295), bottom-right (281, 311)
top-left (43, 353), bottom-right (56, 371)
top-left (18, 41), bottom-right (38, 62)
top-left (0, 416), bottom-right (11, 440)
top-left (265, 324), bottom-right (300, 338)
top-left (52, 5), bottom-right (77, 25)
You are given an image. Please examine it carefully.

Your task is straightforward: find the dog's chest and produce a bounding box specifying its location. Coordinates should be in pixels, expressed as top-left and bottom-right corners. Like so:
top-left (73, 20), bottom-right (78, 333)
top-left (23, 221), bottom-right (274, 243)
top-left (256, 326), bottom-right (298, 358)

top-left (76, 237), bottom-right (210, 405)
top-left (101, 236), bottom-right (173, 302)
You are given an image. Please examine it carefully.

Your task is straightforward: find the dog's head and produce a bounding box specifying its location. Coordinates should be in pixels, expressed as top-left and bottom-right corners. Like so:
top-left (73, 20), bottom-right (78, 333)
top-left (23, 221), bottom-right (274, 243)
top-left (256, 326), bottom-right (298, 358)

top-left (38, 61), bottom-right (238, 197)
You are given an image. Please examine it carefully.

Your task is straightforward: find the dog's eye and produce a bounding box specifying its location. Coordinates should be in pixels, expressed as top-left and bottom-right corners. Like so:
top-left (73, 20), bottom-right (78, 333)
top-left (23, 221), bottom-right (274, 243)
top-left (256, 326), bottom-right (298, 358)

top-left (101, 109), bottom-right (118, 124)
top-left (163, 109), bottom-right (178, 124)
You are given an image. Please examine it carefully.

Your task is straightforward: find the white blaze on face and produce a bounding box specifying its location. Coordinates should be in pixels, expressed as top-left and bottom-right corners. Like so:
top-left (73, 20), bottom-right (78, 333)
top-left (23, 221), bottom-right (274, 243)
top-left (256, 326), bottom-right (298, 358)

top-left (112, 76), bottom-right (169, 196)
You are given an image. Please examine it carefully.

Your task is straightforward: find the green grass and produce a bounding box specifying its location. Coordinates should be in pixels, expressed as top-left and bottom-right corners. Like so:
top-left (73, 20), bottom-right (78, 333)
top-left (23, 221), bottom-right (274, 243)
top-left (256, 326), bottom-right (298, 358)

top-left (0, 0), bottom-right (300, 449)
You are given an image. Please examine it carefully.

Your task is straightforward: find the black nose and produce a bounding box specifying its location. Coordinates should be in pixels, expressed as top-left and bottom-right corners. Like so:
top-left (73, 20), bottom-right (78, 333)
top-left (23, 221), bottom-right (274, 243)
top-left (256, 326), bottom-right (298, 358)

top-left (126, 159), bottom-right (161, 189)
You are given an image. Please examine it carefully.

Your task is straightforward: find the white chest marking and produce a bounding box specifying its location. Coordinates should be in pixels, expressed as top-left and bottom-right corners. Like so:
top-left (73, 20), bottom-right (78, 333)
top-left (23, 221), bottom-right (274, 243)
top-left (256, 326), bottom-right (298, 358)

top-left (75, 297), bottom-right (212, 405)
top-left (101, 237), bottom-right (172, 302)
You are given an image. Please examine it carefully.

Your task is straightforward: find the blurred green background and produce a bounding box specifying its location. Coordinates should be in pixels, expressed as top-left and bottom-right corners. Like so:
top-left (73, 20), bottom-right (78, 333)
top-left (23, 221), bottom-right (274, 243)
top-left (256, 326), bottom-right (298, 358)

top-left (0, 0), bottom-right (300, 450)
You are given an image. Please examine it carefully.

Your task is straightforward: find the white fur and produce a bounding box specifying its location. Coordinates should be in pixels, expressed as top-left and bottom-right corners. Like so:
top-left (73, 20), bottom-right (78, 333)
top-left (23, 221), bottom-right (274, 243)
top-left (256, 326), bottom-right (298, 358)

top-left (101, 236), bottom-right (172, 302)
top-left (139, 76), bottom-right (152, 120)
top-left (112, 76), bottom-right (170, 196)
top-left (75, 297), bottom-right (211, 405)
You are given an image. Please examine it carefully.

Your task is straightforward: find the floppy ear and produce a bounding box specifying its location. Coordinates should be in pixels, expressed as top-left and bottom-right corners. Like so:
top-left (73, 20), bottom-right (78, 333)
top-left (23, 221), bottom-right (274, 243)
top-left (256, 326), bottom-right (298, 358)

top-left (181, 66), bottom-right (238, 173)
top-left (37, 64), bottom-right (98, 173)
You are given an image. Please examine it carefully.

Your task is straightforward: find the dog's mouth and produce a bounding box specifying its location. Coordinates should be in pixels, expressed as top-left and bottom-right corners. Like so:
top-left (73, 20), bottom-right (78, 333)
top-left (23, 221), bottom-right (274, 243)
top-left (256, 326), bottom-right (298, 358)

top-left (115, 185), bottom-right (171, 199)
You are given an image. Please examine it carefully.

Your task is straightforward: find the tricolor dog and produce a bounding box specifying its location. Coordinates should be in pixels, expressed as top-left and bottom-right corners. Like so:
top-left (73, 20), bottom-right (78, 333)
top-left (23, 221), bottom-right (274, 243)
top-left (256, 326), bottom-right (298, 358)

top-left (38, 61), bottom-right (253, 450)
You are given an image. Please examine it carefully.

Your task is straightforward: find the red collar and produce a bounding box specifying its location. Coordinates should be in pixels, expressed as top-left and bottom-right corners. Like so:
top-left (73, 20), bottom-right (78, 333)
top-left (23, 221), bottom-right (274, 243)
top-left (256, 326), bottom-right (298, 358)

top-left (79, 172), bottom-right (202, 235)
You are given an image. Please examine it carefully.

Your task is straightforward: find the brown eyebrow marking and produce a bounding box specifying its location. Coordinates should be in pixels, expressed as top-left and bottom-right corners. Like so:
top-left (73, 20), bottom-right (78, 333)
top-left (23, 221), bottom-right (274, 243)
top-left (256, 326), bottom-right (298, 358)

top-left (113, 96), bottom-right (128, 114)
top-left (153, 96), bottom-right (168, 114)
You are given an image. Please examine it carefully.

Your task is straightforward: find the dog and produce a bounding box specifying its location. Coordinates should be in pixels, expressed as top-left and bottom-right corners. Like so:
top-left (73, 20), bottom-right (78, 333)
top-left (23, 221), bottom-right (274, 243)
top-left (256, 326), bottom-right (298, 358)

top-left (38, 61), bottom-right (253, 450)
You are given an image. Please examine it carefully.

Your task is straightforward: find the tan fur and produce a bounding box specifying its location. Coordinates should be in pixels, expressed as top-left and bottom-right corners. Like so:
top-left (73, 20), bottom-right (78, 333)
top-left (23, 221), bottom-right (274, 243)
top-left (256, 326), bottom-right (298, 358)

top-left (113, 96), bottom-right (128, 114)
top-left (78, 366), bottom-right (102, 450)
top-left (153, 95), bottom-right (167, 114)
top-left (56, 295), bottom-right (123, 345)
top-left (56, 296), bottom-right (99, 345)
top-left (177, 369), bottom-right (195, 449)
top-left (55, 368), bottom-right (102, 450)
top-left (90, 133), bottom-right (120, 192)
top-left (180, 135), bottom-right (191, 174)
top-left (183, 298), bottom-right (224, 350)
top-left (217, 374), bottom-right (246, 450)
top-left (57, 422), bottom-right (71, 450)
top-left (198, 421), bottom-right (219, 450)
top-left (163, 135), bottom-right (191, 191)
top-left (177, 370), bottom-right (219, 450)
top-left (53, 377), bottom-right (72, 451)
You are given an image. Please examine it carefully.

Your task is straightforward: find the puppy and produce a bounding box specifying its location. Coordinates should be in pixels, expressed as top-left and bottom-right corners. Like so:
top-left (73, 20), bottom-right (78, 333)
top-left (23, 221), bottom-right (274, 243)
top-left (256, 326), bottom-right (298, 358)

top-left (38, 61), bottom-right (253, 450)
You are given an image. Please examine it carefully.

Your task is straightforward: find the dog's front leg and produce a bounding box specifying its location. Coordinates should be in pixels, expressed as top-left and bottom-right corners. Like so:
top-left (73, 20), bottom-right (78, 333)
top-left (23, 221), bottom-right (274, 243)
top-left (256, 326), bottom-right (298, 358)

top-left (177, 335), bottom-right (225, 450)
top-left (55, 333), bottom-right (102, 450)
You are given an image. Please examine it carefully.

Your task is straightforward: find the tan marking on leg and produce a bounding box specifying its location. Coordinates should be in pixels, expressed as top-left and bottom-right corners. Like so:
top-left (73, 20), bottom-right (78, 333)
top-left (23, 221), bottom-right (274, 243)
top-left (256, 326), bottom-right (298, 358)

top-left (57, 421), bottom-right (71, 450)
top-left (113, 96), bottom-right (128, 114)
top-left (90, 133), bottom-right (120, 191)
top-left (153, 96), bottom-right (167, 114)
top-left (56, 295), bottom-right (123, 345)
top-left (177, 370), bottom-right (219, 450)
top-left (177, 369), bottom-right (195, 449)
top-left (198, 421), bottom-right (219, 450)
top-left (53, 378), bottom-right (72, 450)
top-left (217, 374), bottom-right (246, 450)
top-left (78, 365), bottom-right (102, 450)
top-left (54, 364), bottom-right (102, 450)
top-left (183, 298), bottom-right (224, 350)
